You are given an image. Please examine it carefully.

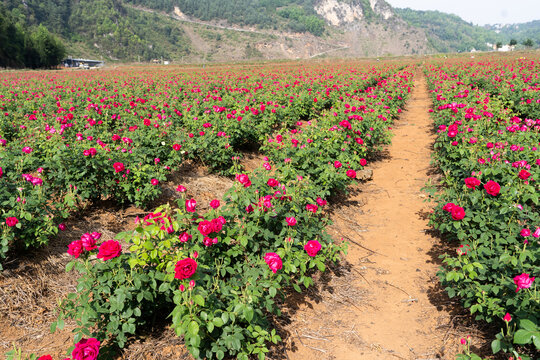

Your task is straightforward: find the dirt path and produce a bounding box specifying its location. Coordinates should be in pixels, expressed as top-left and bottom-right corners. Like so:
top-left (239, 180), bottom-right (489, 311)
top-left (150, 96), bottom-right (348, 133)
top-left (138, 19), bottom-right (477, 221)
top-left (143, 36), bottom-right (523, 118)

top-left (283, 72), bottom-right (463, 360)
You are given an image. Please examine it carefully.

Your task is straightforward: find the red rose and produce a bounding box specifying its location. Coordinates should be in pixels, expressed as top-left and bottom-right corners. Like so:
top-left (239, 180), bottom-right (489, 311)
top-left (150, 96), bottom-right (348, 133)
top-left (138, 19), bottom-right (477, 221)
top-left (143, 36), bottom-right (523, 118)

top-left (178, 232), bottom-right (192, 243)
top-left (151, 178), bottom-right (159, 185)
top-left (334, 161), bottom-right (342, 168)
top-left (6, 216), bottom-right (18, 227)
top-left (172, 143), bottom-right (181, 151)
top-left (285, 217), bottom-right (296, 226)
top-left (209, 199), bottom-right (220, 209)
top-left (304, 240), bottom-right (322, 257)
top-left (306, 204), bottom-right (318, 213)
top-left (442, 202), bottom-right (455, 212)
top-left (267, 178), bottom-right (279, 187)
top-left (113, 162), bottom-right (125, 173)
top-left (346, 169), bottom-right (356, 178)
top-left (464, 177), bottom-right (480, 189)
top-left (81, 233), bottom-right (98, 251)
top-left (198, 220), bottom-right (214, 236)
top-left (185, 199), bottom-right (197, 212)
top-left (37, 356), bottom-right (53, 360)
top-left (518, 169), bottom-right (531, 180)
top-left (71, 337), bottom-right (100, 360)
top-left (360, 158), bottom-right (367, 166)
top-left (211, 218), bottom-right (223, 232)
top-left (484, 180), bottom-right (500, 196)
top-left (451, 206), bottom-right (465, 221)
top-left (67, 240), bottom-right (84, 258)
top-left (174, 258), bottom-right (197, 279)
top-left (96, 240), bottom-right (122, 261)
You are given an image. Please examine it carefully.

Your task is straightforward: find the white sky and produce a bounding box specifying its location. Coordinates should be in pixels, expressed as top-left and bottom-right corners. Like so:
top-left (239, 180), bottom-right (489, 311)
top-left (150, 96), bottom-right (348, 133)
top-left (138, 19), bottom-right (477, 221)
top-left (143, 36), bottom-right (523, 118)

top-left (385, 0), bottom-right (540, 25)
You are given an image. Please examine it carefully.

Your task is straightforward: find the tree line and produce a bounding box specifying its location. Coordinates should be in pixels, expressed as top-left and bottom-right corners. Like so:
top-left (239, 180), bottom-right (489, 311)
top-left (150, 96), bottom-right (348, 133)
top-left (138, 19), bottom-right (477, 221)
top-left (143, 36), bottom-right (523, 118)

top-left (0, 5), bottom-right (65, 69)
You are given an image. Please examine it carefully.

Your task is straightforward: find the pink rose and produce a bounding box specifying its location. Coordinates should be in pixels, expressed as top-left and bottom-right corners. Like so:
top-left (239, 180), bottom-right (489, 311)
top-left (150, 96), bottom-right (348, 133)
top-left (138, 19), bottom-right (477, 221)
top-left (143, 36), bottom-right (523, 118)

top-left (264, 252), bottom-right (283, 274)
top-left (360, 158), bottom-right (367, 166)
top-left (304, 240), bottom-right (322, 257)
top-left (245, 204), bottom-right (254, 213)
top-left (514, 273), bottom-right (535, 292)
top-left (186, 199), bottom-right (197, 212)
top-left (306, 204), bottom-right (318, 213)
top-left (236, 173), bottom-right (251, 187)
top-left (334, 161), bottom-right (342, 168)
top-left (451, 206), bottom-right (465, 221)
top-left (81, 233), bottom-right (98, 251)
top-left (211, 218), bottom-right (223, 232)
top-left (316, 197), bottom-right (327, 206)
top-left (151, 178), bottom-right (159, 185)
top-left (484, 180), bottom-right (500, 196)
top-left (520, 229), bottom-right (530, 237)
top-left (96, 240), bottom-right (122, 261)
top-left (209, 199), bottom-right (220, 209)
top-left (503, 313), bottom-right (512, 322)
top-left (285, 217), bottom-right (297, 226)
top-left (71, 338), bottom-right (100, 360)
top-left (113, 162), bottom-right (125, 173)
top-left (58, 223), bottom-right (67, 231)
top-left (172, 143), bottom-right (181, 151)
top-left (176, 185), bottom-right (186, 192)
top-left (37, 356), bottom-right (53, 360)
top-left (346, 169), bottom-right (356, 178)
top-left (67, 240), bottom-right (84, 258)
top-left (178, 232), bottom-right (192, 243)
top-left (6, 216), bottom-right (19, 227)
top-left (0, 166), bottom-right (3, 178)
top-left (174, 258), bottom-right (197, 279)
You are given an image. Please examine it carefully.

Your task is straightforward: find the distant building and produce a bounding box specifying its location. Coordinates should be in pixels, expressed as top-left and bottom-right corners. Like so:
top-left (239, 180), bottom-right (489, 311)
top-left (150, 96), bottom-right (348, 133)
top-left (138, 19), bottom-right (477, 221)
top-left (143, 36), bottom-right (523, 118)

top-left (63, 57), bottom-right (104, 68)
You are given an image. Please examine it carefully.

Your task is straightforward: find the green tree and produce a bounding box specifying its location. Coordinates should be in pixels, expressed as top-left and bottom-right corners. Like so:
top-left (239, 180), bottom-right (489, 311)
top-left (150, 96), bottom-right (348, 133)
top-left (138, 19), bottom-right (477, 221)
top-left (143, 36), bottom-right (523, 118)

top-left (509, 38), bottom-right (517, 46)
top-left (523, 38), bottom-right (534, 47)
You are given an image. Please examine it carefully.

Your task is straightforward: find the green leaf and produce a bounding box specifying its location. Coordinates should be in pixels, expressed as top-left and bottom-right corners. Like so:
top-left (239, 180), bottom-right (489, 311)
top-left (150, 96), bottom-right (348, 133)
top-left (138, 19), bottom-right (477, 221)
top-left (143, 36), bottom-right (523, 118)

top-left (520, 319), bottom-right (537, 332)
top-left (491, 338), bottom-right (501, 353)
top-left (187, 321), bottom-right (199, 336)
top-left (514, 329), bottom-right (533, 344)
top-left (193, 295), bottom-right (205, 306)
top-left (213, 317), bottom-right (224, 327)
top-left (243, 306), bottom-right (254, 322)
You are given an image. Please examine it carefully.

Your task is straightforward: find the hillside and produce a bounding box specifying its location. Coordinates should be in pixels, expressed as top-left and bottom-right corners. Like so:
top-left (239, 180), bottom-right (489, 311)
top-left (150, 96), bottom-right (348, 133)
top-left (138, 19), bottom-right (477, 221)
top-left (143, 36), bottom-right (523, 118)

top-left (0, 0), bottom-right (537, 64)
top-left (485, 21), bottom-right (540, 45)
top-left (394, 8), bottom-right (500, 52)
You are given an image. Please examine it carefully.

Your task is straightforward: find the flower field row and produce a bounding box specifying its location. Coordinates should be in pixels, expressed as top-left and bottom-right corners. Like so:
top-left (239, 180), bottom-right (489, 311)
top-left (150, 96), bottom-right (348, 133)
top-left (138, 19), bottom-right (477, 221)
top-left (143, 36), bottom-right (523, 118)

top-left (2, 62), bottom-right (414, 359)
top-left (0, 63), bottom-right (407, 269)
top-left (425, 59), bottom-right (539, 359)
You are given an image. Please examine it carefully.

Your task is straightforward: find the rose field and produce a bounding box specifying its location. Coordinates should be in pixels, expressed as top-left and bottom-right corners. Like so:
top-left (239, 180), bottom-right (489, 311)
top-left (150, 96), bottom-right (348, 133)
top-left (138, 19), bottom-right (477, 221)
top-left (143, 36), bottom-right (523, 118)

top-left (0, 54), bottom-right (538, 360)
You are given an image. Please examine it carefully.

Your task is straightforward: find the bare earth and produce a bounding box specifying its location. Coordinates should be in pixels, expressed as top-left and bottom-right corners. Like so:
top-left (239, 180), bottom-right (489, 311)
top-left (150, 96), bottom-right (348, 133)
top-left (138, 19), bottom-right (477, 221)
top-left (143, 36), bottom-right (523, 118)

top-left (282, 72), bottom-right (465, 360)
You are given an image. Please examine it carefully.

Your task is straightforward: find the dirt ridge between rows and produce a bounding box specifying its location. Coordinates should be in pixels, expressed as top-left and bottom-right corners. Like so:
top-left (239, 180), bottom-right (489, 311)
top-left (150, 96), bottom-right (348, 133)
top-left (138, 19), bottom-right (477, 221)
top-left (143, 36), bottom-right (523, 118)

top-left (282, 71), bottom-right (466, 360)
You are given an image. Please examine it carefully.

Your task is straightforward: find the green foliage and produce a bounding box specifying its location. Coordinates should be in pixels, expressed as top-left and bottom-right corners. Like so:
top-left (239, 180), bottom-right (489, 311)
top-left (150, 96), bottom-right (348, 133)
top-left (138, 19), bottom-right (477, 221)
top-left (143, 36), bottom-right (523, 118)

top-left (395, 8), bottom-right (499, 53)
top-left (0, 6), bottom-right (65, 68)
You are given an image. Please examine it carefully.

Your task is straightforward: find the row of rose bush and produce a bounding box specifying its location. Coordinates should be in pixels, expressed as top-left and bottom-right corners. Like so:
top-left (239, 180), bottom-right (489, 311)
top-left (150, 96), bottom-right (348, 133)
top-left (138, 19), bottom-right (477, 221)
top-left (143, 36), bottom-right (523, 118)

top-left (424, 59), bottom-right (539, 359)
top-left (0, 63), bottom-right (403, 269)
top-left (3, 62), bottom-right (414, 359)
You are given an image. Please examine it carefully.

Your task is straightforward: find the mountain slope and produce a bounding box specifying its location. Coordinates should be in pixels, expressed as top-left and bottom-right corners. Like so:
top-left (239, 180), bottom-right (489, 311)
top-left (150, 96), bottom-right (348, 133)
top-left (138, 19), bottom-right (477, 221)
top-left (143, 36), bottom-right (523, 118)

top-left (395, 8), bottom-right (500, 52)
top-left (0, 0), bottom-right (537, 64)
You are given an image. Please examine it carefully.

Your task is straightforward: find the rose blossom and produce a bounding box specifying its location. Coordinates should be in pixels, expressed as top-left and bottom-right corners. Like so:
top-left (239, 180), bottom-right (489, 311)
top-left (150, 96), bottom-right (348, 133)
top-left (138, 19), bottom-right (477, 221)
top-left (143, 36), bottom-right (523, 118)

top-left (484, 180), bottom-right (501, 196)
top-left (151, 178), bottom-right (159, 185)
top-left (113, 162), bottom-right (125, 173)
top-left (443, 202), bottom-right (455, 212)
top-left (285, 217), bottom-right (297, 226)
top-left (185, 199), bottom-right (197, 212)
top-left (81, 233), bottom-right (98, 251)
top-left (520, 228), bottom-right (530, 237)
top-left (334, 161), bottom-right (342, 168)
top-left (316, 197), bottom-right (327, 206)
top-left (518, 169), bottom-right (531, 180)
top-left (346, 169), bottom-right (357, 178)
top-left (451, 206), bottom-right (465, 221)
top-left (6, 216), bottom-right (19, 227)
top-left (264, 252), bottom-right (283, 274)
top-left (96, 240), bottom-right (122, 261)
top-left (176, 185), bottom-right (186, 192)
top-left (67, 240), bottom-right (84, 258)
top-left (306, 204), bottom-right (318, 213)
top-left (464, 177), bottom-right (480, 189)
top-left (37, 356), bottom-right (53, 360)
top-left (503, 313), bottom-right (512, 322)
top-left (267, 178), bottom-right (279, 187)
top-left (174, 258), bottom-right (197, 279)
top-left (71, 337), bottom-right (100, 360)
top-left (209, 199), bottom-right (220, 209)
top-left (198, 220), bottom-right (214, 236)
top-left (236, 173), bottom-right (251, 187)
top-left (514, 273), bottom-right (535, 292)
top-left (178, 232), bottom-right (192, 243)
top-left (304, 240), bottom-right (322, 257)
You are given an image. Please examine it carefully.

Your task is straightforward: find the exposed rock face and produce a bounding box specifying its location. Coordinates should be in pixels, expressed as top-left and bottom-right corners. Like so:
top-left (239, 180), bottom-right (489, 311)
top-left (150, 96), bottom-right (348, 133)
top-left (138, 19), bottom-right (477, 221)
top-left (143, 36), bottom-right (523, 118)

top-left (315, 0), bottom-right (364, 26)
top-left (369, 0), bottom-right (393, 20)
